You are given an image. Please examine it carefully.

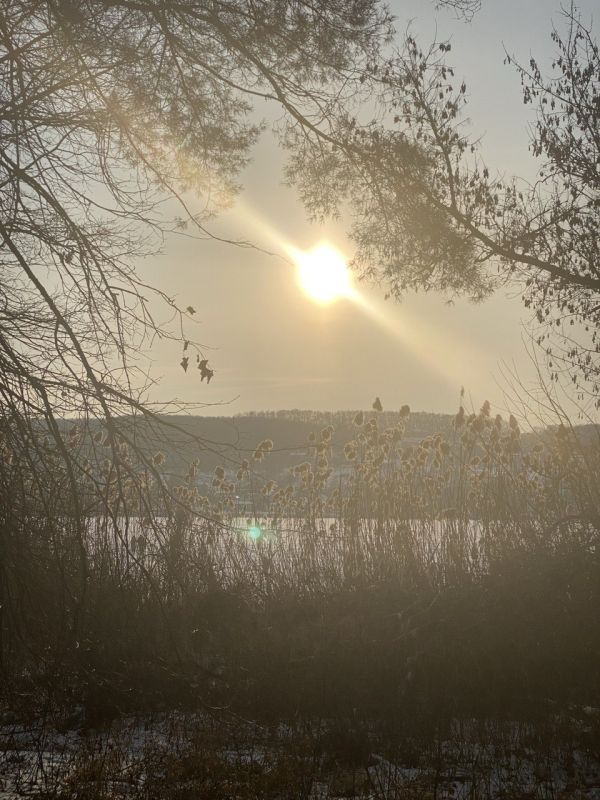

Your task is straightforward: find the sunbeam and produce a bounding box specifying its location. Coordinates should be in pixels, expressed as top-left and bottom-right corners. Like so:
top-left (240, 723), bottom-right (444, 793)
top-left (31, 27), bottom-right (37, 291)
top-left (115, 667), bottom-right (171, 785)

top-left (221, 197), bottom-right (486, 388)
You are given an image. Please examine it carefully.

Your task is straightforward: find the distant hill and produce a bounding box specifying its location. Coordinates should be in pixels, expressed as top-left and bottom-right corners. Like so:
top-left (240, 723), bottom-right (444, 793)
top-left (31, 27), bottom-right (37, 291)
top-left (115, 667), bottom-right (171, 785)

top-left (63, 410), bottom-right (600, 487)
top-left (90, 409), bottom-right (455, 483)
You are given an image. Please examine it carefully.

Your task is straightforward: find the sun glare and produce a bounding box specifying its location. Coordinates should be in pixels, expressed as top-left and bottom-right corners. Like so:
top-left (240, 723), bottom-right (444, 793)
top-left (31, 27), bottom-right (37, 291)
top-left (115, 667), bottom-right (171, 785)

top-left (295, 243), bottom-right (352, 304)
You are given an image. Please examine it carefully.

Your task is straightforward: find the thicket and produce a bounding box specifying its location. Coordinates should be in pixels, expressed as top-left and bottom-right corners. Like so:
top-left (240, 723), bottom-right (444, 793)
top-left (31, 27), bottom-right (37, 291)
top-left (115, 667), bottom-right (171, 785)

top-left (0, 403), bottom-right (598, 736)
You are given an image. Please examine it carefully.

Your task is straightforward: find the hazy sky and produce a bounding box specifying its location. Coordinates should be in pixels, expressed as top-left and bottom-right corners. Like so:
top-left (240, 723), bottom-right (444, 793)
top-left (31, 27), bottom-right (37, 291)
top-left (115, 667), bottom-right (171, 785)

top-left (141, 0), bottom-right (596, 417)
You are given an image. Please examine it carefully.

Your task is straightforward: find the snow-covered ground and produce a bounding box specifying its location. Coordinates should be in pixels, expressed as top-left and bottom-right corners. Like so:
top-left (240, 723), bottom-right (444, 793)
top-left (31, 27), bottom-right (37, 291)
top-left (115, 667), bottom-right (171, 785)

top-left (2, 712), bottom-right (599, 799)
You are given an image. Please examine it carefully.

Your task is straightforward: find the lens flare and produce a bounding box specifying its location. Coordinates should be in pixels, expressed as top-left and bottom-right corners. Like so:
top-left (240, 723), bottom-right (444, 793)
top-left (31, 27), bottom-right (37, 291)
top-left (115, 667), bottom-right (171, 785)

top-left (248, 525), bottom-right (262, 541)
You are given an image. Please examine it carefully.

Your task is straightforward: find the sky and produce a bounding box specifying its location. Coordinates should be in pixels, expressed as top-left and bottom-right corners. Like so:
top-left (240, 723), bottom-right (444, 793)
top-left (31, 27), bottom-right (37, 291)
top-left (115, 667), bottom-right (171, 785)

top-left (140, 0), bottom-right (597, 417)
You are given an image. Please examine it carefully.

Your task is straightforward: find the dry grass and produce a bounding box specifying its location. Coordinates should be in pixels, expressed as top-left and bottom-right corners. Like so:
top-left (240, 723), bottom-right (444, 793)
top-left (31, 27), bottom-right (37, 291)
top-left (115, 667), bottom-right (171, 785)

top-left (0, 402), bottom-right (599, 796)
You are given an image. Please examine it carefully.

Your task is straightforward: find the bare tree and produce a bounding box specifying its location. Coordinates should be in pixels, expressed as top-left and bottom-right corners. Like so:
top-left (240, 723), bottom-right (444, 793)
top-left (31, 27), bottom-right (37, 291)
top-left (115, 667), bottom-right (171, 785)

top-left (287, 7), bottom-right (600, 402)
top-left (436, 0), bottom-right (481, 22)
top-left (0, 0), bottom-right (392, 490)
top-left (0, 0), bottom-right (393, 669)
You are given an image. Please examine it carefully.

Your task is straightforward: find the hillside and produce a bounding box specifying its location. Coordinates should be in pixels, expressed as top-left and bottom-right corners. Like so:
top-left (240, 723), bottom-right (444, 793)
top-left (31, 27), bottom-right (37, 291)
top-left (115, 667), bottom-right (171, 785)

top-left (101, 409), bottom-right (455, 484)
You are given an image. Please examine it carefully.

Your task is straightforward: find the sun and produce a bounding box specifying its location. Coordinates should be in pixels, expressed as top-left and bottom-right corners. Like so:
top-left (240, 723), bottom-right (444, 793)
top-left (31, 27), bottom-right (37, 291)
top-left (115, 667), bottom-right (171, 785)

top-left (295, 243), bottom-right (352, 304)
